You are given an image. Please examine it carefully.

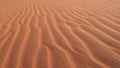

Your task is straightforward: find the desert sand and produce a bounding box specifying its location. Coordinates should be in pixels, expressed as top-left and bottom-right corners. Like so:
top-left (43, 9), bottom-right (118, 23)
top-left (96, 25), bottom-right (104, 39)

top-left (0, 0), bottom-right (120, 68)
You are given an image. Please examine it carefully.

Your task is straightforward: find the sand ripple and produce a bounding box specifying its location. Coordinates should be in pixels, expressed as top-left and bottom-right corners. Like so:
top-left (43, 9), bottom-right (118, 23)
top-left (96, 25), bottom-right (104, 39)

top-left (0, 0), bottom-right (120, 68)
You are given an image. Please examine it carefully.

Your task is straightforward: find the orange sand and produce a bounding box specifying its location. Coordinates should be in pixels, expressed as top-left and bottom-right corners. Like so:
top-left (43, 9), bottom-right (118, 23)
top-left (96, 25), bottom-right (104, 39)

top-left (0, 0), bottom-right (120, 68)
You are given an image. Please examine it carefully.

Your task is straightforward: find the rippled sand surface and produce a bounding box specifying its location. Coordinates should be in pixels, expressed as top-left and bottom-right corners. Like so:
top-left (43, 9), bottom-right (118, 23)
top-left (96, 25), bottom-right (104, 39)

top-left (0, 0), bottom-right (120, 68)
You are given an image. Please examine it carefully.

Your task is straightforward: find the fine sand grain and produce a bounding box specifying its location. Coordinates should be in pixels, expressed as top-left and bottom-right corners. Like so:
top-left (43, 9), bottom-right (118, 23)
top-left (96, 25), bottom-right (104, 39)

top-left (0, 0), bottom-right (120, 68)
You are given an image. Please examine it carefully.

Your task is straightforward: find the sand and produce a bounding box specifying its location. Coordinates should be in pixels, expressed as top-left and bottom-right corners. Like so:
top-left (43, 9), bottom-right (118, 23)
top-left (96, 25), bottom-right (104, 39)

top-left (0, 0), bottom-right (120, 68)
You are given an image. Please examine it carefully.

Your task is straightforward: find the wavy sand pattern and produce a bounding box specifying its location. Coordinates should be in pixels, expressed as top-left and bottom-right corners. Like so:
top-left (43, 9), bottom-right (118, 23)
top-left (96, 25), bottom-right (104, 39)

top-left (0, 0), bottom-right (120, 68)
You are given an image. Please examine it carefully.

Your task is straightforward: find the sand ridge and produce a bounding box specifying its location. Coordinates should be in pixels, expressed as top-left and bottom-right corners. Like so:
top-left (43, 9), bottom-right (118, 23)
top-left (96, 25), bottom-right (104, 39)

top-left (0, 0), bottom-right (120, 68)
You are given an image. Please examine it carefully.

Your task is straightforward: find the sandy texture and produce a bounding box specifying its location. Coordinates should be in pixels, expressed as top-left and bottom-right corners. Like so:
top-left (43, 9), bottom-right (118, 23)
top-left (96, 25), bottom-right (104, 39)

top-left (0, 0), bottom-right (120, 68)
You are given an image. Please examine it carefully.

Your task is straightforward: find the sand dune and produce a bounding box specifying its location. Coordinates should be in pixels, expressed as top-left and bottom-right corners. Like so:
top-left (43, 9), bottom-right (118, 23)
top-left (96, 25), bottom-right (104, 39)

top-left (0, 0), bottom-right (120, 68)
